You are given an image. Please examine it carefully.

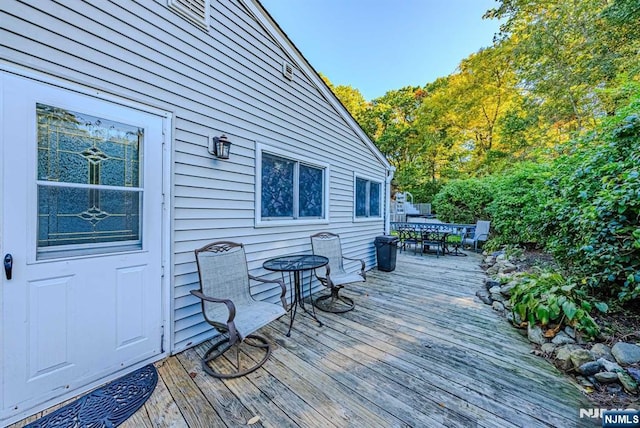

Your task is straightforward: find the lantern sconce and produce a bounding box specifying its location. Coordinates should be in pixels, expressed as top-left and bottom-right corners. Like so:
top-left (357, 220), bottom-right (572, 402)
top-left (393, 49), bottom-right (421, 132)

top-left (208, 134), bottom-right (232, 159)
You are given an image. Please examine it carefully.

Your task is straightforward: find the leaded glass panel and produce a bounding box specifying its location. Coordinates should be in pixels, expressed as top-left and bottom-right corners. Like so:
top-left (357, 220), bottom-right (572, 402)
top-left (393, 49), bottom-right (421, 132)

top-left (36, 104), bottom-right (143, 253)
top-left (369, 182), bottom-right (381, 217)
top-left (355, 177), bottom-right (367, 217)
top-left (299, 164), bottom-right (323, 218)
top-left (261, 153), bottom-right (294, 218)
top-left (37, 104), bottom-right (141, 187)
top-left (38, 187), bottom-right (141, 247)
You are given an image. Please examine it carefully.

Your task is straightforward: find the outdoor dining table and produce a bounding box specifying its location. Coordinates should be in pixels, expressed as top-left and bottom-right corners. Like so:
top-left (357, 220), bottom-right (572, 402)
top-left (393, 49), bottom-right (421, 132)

top-left (392, 222), bottom-right (475, 256)
top-left (263, 254), bottom-right (328, 337)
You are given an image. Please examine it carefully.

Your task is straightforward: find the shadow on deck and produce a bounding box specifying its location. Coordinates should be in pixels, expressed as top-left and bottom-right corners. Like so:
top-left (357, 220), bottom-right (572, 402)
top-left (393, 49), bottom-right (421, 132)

top-left (13, 252), bottom-right (594, 428)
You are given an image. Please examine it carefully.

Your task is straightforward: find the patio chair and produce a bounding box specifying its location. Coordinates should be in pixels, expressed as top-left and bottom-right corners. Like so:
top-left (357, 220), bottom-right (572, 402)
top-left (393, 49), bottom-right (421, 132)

top-left (310, 232), bottom-right (366, 313)
top-left (463, 220), bottom-right (491, 252)
top-left (191, 241), bottom-right (287, 378)
top-left (397, 226), bottom-right (422, 255)
top-left (421, 228), bottom-right (446, 258)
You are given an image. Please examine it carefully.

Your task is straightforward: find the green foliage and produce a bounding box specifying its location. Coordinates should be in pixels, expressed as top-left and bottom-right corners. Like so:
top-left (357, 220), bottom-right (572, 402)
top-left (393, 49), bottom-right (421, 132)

top-left (510, 270), bottom-right (608, 339)
top-left (486, 162), bottom-right (553, 248)
top-left (545, 95), bottom-right (640, 302)
top-left (431, 178), bottom-right (494, 224)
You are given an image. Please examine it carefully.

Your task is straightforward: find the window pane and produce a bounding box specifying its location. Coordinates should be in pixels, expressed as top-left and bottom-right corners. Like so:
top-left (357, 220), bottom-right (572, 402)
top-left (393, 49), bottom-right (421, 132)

top-left (355, 177), bottom-right (367, 217)
top-left (37, 104), bottom-right (141, 187)
top-left (299, 164), bottom-right (323, 217)
top-left (261, 153), bottom-right (294, 218)
top-left (38, 186), bottom-right (141, 247)
top-left (369, 182), bottom-right (381, 217)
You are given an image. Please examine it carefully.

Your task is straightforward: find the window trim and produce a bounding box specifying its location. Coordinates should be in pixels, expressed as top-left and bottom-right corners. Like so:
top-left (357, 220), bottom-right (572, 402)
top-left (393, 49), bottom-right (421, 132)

top-left (353, 172), bottom-right (383, 222)
top-left (255, 143), bottom-right (330, 227)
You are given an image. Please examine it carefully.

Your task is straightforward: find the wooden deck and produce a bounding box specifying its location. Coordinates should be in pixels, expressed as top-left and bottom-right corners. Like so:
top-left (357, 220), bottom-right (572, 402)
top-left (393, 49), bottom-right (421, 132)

top-left (13, 252), bottom-right (594, 427)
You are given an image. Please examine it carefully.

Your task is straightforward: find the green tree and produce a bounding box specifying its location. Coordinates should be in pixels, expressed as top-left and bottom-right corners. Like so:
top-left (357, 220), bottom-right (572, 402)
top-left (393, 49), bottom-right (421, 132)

top-left (486, 0), bottom-right (637, 135)
top-left (320, 74), bottom-right (368, 124)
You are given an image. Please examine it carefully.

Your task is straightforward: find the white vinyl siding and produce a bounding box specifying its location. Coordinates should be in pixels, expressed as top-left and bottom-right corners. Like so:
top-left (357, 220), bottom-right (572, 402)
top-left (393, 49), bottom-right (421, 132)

top-left (168, 0), bottom-right (210, 29)
top-left (1, 0), bottom-right (388, 353)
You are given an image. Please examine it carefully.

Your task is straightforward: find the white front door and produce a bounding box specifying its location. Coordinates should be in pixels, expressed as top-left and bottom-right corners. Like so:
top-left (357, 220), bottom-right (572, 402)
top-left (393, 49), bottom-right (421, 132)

top-left (1, 73), bottom-right (165, 422)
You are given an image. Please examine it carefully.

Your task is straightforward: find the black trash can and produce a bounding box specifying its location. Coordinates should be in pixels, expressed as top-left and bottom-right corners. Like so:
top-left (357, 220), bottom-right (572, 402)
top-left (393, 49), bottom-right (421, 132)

top-left (375, 235), bottom-right (399, 272)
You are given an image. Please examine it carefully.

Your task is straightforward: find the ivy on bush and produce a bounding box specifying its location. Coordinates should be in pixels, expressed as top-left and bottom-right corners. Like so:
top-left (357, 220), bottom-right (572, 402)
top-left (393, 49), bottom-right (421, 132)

top-left (546, 108), bottom-right (640, 302)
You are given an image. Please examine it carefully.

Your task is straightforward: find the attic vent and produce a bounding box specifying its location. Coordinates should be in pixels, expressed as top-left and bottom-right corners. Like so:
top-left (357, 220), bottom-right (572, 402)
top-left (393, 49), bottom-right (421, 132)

top-left (282, 61), bottom-right (294, 81)
top-left (168, 0), bottom-right (210, 29)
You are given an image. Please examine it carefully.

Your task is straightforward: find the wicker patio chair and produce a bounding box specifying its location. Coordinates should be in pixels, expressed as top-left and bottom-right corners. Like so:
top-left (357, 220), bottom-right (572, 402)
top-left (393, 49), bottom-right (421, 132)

top-left (310, 232), bottom-right (366, 313)
top-left (191, 241), bottom-right (287, 378)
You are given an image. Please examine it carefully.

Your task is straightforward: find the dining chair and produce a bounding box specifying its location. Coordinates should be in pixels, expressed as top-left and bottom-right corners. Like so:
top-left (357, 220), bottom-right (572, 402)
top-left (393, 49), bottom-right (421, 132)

top-left (398, 226), bottom-right (421, 255)
top-left (421, 228), bottom-right (446, 257)
top-left (191, 241), bottom-right (287, 378)
top-left (310, 232), bottom-right (366, 313)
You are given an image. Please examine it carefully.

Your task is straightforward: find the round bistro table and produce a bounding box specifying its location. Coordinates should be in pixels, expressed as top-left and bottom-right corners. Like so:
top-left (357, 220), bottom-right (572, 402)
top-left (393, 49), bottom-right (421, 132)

top-left (263, 254), bottom-right (328, 337)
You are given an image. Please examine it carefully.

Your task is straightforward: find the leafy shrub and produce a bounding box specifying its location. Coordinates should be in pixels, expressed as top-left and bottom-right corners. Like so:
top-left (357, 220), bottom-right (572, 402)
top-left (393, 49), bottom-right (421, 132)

top-left (486, 162), bottom-right (553, 248)
top-left (431, 178), bottom-right (494, 224)
top-left (510, 270), bottom-right (608, 339)
top-left (545, 100), bottom-right (640, 302)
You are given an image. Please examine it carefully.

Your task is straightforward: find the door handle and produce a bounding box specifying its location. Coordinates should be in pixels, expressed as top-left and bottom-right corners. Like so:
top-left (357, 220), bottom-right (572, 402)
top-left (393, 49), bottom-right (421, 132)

top-left (4, 254), bottom-right (12, 280)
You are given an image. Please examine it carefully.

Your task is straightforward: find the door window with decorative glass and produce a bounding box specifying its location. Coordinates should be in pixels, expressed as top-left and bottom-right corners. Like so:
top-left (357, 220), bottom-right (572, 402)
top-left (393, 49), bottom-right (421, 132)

top-left (355, 176), bottom-right (381, 218)
top-left (37, 104), bottom-right (143, 258)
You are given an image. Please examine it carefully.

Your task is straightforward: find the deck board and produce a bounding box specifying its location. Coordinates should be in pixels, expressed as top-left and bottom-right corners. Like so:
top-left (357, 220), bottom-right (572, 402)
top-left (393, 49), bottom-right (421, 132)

top-left (10, 252), bottom-right (594, 427)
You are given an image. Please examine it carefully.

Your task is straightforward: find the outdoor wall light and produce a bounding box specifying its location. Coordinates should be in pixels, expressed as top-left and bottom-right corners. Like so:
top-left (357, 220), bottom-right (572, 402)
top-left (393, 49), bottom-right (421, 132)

top-left (208, 134), bottom-right (232, 159)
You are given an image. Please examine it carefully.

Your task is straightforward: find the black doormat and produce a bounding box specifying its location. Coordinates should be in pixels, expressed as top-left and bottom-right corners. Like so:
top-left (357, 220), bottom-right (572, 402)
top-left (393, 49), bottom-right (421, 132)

top-left (26, 364), bottom-right (158, 428)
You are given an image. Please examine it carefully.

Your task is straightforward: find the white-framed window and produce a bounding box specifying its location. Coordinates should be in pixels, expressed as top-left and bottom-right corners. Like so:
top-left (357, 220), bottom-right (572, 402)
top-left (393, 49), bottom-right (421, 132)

top-left (36, 103), bottom-right (144, 259)
top-left (354, 173), bottom-right (382, 221)
top-left (255, 143), bottom-right (330, 227)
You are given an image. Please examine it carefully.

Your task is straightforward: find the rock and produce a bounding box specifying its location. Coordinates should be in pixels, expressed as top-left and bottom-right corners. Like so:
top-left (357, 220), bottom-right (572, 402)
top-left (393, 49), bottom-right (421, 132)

top-left (575, 376), bottom-right (594, 392)
top-left (492, 301), bottom-right (505, 312)
top-left (485, 279), bottom-right (500, 290)
top-left (554, 345), bottom-right (582, 371)
top-left (606, 384), bottom-right (623, 394)
top-left (506, 311), bottom-right (522, 326)
top-left (577, 361), bottom-right (602, 376)
top-left (541, 343), bottom-right (557, 354)
top-left (627, 367), bottom-right (640, 383)
top-left (564, 326), bottom-right (576, 339)
top-left (570, 349), bottom-right (594, 369)
top-left (590, 343), bottom-right (614, 361)
top-left (551, 331), bottom-right (576, 345)
top-left (598, 358), bottom-right (623, 373)
top-left (489, 285), bottom-right (501, 294)
top-left (594, 372), bottom-right (619, 384)
top-left (475, 289), bottom-right (492, 305)
top-left (484, 256), bottom-right (496, 265)
top-left (500, 282), bottom-right (517, 297)
top-left (503, 300), bottom-right (513, 310)
top-left (486, 265), bottom-right (499, 275)
top-left (612, 342), bottom-right (640, 366)
top-left (496, 253), bottom-right (506, 261)
top-left (617, 371), bottom-right (638, 393)
top-left (490, 293), bottom-right (505, 302)
top-left (501, 263), bottom-right (518, 274)
top-left (527, 324), bottom-right (546, 345)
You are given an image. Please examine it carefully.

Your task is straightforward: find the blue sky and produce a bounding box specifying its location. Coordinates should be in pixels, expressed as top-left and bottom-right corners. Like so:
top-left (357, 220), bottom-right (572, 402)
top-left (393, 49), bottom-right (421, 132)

top-left (259, 0), bottom-right (502, 100)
